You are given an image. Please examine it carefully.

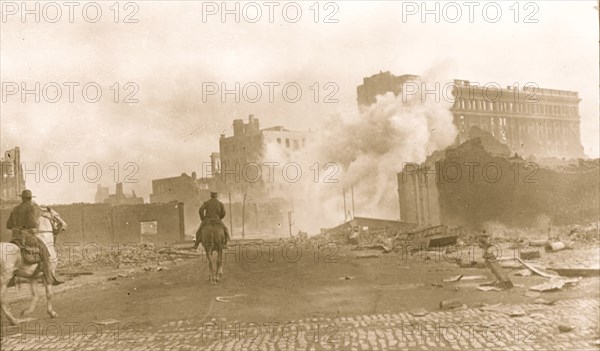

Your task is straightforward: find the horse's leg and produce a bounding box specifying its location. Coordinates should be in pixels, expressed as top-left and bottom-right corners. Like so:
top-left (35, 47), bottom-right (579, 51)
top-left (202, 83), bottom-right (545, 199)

top-left (205, 249), bottom-right (215, 285)
top-left (0, 273), bottom-right (21, 325)
top-left (21, 280), bottom-right (38, 316)
top-left (216, 250), bottom-right (223, 282)
top-left (43, 279), bottom-right (58, 318)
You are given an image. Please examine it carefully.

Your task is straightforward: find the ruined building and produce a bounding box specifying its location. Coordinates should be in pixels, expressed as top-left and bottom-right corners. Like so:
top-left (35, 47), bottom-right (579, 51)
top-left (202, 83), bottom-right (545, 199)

top-left (398, 132), bottom-right (599, 229)
top-left (96, 182), bottom-right (144, 206)
top-left (149, 172), bottom-right (212, 237)
top-left (357, 71), bottom-right (584, 158)
top-left (219, 114), bottom-right (312, 197)
top-left (0, 147), bottom-right (25, 205)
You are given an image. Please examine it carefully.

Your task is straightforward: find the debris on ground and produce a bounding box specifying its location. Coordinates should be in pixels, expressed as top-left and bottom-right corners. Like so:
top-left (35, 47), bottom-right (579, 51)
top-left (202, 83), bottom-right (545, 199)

top-left (549, 267), bottom-right (600, 277)
top-left (477, 286), bottom-right (503, 292)
top-left (545, 241), bottom-right (572, 252)
top-left (59, 243), bottom-right (188, 270)
top-left (95, 319), bottom-right (120, 325)
top-left (520, 250), bottom-right (541, 260)
top-left (443, 274), bottom-right (463, 282)
top-left (460, 275), bottom-right (487, 281)
top-left (558, 324), bottom-right (574, 333)
top-left (514, 269), bottom-right (532, 277)
top-left (339, 276), bottom-right (355, 280)
top-left (508, 309), bottom-right (527, 317)
top-left (534, 298), bottom-right (557, 305)
top-left (517, 259), bottom-right (560, 278)
top-left (529, 239), bottom-right (549, 247)
top-left (215, 294), bottom-right (246, 303)
top-left (396, 225), bottom-right (460, 250)
top-left (355, 253), bottom-right (380, 259)
top-left (530, 278), bottom-right (581, 292)
top-left (352, 244), bottom-right (392, 253)
top-left (567, 222), bottom-right (600, 244)
top-left (499, 260), bottom-right (522, 269)
top-left (56, 270), bottom-right (94, 276)
top-left (439, 299), bottom-right (463, 310)
top-left (409, 308), bottom-right (428, 317)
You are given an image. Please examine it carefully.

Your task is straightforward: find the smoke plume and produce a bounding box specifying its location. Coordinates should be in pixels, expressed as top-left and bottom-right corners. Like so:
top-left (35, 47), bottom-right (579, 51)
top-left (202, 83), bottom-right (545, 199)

top-left (262, 73), bottom-right (458, 233)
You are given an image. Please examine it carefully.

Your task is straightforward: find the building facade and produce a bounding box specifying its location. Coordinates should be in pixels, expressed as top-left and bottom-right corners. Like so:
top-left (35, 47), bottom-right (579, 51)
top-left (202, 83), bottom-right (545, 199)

top-left (218, 115), bottom-right (312, 197)
top-left (150, 172), bottom-right (212, 237)
top-left (97, 182), bottom-right (144, 206)
top-left (357, 71), bottom-right (584, 158)
top-left (0, 147), bottom-right (25, 204)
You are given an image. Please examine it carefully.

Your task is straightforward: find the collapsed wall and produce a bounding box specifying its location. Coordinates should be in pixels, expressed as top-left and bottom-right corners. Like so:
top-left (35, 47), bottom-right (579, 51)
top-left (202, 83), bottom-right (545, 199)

top-left (399, 130), bottom-right (599, 230)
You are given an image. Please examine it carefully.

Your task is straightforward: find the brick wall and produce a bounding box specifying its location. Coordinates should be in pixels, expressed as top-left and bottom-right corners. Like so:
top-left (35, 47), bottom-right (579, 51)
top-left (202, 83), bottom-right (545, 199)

top-left (0, 201), bottom-right (185, 246)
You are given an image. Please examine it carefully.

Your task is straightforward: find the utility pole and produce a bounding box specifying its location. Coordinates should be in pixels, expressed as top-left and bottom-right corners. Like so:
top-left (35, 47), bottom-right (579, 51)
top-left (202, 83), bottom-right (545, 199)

top-left (288, 211), bottom-right (293, 237)
top-left (343, 188), bottom-right (347, 222)
top-left (81, 204), bottom-right (85, 242)
top-left (351, 186), bottom-right (355, 219)
top-left (242, 193), bottom-right (246, 239)
top-left (229, 192), bottom-right (233, 238)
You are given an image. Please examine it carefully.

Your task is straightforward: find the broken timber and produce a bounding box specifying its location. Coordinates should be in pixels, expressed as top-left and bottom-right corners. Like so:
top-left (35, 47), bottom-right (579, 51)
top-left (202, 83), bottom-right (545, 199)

top-left (479, 236), bottom-right (514, 289)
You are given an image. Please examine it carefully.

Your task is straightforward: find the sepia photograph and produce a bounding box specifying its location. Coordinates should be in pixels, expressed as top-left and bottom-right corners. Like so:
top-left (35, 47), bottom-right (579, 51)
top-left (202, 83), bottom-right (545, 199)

top-left (0, 1), bottom-right (599, 350)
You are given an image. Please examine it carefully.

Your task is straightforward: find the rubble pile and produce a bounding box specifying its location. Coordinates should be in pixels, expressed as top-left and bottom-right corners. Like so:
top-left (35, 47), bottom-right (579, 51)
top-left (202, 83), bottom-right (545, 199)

top-left (282, 232), bottom-right (335, 249)
top-left (566, 222), bottom-right (600, 244)
top-left (432, 134), bottom-right (600, 228)
top-left (58, 243), bottom-right (180, 269)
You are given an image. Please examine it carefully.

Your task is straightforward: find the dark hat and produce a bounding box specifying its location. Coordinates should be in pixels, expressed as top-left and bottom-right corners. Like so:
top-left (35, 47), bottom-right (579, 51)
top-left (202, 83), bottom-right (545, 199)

top-left (19, 189), bottom-right (34, 198)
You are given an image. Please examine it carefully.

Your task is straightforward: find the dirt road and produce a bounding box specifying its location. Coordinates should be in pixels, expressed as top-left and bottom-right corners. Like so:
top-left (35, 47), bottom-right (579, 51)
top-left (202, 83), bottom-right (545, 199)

top-left (1, 242), bottom-right (599, 350)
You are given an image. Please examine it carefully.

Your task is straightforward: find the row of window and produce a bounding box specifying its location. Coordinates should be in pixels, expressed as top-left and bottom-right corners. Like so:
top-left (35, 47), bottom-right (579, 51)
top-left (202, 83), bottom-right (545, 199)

top-left (275, 138), bottom-right (306, 150)
top-left (222, 137), bottom-right (307, 153)
top-left (459, 116), bottom-right (577, 142)
top-left (454, 100), bottom-right (578, 116)
top-left (1, 188), bottom-right (16, 198)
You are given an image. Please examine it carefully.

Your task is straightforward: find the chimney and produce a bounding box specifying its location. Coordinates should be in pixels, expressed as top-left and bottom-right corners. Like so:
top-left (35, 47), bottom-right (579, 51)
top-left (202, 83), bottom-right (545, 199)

top-left (116, 182), bottom-right (124, 197)
top-left (248, 114), bottom-right (259, 133)
top-left (233, 119), bottom-right (244, 136)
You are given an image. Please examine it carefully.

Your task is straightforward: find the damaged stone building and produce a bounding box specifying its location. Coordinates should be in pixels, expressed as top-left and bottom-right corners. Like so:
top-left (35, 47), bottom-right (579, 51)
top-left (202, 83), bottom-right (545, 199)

top-left (398, 132), bottom-right (599, 229)
top-left (0, 147), bottom-right (25, 205)
top-left (149, 172), bottom-right (212, 238)
top-left (356, 71), bottom-right (597, 230)
top-left (95, 182), bottom-right (144, 206)
top-left (218, 114), bottom-right (312, 197)
top-left (357, 71), bottom-right (584, 158)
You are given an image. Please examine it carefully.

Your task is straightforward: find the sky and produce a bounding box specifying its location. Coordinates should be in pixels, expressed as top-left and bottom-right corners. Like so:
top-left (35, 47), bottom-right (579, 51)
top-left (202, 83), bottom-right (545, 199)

top-left (1, 0), bottom-right (598, 205)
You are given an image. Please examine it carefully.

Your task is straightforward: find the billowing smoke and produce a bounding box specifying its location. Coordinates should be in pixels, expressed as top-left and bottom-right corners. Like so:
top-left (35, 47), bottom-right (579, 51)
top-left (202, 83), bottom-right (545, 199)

top-left (262, 74), bottom-right (458, 233)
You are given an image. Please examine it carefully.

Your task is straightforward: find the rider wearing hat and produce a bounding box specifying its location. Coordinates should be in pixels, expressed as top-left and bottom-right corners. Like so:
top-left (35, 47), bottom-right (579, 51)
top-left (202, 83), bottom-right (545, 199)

top-left (6, 190), bottom-right (64, 285)
top-left (194, 190), bottom-right (230, 249)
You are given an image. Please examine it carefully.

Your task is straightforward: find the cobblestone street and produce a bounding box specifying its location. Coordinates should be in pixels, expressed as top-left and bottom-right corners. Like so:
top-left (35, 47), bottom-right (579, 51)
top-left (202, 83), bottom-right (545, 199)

top-left (2, 297), bottom-right (598, 350)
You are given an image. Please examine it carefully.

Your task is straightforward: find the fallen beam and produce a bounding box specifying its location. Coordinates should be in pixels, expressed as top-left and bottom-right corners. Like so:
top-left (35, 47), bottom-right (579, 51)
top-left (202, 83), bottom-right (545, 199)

top-left (517, 258), bottom-right (560, 279)
top-left (549, 267), bottom-right (600, 278)
top-left (479, 236), bottom-right (513, 289)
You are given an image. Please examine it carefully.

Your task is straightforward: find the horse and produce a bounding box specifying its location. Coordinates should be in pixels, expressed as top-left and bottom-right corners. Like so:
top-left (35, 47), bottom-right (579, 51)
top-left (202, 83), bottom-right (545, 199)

top-left (200, 219), bottom-right (225, 285)
top-left (0, 214), bottom-right (59, 325)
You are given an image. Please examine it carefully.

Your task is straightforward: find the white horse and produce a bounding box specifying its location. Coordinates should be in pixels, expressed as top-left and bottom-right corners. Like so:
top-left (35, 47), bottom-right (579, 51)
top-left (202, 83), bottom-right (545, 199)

top-left (0, 214), bottom-right (59, 324)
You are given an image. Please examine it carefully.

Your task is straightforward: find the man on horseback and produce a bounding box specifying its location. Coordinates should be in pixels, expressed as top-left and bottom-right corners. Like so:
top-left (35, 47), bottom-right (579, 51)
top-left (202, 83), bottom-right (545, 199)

top-left (193, 191), bottom-right (230, 249)
top-left (5, 190), bottom-right (64, 286)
